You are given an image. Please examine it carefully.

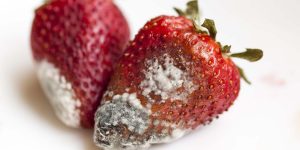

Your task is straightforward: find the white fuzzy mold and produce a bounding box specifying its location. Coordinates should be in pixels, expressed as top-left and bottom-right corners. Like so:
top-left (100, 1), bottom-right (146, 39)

top-left (37, 60), bottom-right (81, 127)
top-left (140, 54), bottom-right (197, 103)
top-left (94, 54), bottom-right (194, 150)
top-left (94, 92), bottom-right (151, 150)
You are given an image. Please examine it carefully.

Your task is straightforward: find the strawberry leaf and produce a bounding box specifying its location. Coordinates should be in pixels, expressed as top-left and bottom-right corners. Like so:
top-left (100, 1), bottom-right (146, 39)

top-left (237, 66), bottom-right (251, 84)
top-left (202, 19), bottom-right (217, 40)
top-left (174, 0), bottom-right (200, 21)
top-left (230, 49), bottom-right (263, 62)
top-left (192, 21), bottom-right (207, 34)
top-left (186, 0), bottom-right (200, 21)
top-left (222, 45), bottom-right (231, 53)
top-left (174, 8), bottom-right (186, 16)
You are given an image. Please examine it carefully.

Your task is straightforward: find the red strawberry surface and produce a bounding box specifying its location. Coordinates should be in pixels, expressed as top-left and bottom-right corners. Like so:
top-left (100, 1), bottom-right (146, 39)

top-left (31, 0), bottom-right (130, 128)
top-left (94, 1), bottom-right (262, 149)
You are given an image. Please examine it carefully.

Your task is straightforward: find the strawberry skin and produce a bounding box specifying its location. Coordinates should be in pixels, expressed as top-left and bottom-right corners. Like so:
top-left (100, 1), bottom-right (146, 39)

top-left (94, 16), bottom-right (240, 150)
top-left (31, 0), bottom-right (130, 128)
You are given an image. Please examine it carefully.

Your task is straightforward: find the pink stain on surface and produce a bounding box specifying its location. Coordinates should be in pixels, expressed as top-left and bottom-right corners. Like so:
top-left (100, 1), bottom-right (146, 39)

top-left (261, 74), bottom-right (286, 86)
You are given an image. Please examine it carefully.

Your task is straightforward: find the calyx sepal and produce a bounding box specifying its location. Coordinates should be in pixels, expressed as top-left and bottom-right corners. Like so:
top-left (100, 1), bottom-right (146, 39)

top-left (174, 0), bottom-right (263, 84)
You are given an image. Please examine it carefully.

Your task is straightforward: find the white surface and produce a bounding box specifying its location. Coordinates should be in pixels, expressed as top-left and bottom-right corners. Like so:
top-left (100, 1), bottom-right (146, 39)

top-left (0, 0), bottom-right (300, 149)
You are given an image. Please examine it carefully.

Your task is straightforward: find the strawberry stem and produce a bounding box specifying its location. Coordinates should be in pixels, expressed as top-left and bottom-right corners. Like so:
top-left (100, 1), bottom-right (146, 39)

top-left (174, 1), bottom-right (217, 39)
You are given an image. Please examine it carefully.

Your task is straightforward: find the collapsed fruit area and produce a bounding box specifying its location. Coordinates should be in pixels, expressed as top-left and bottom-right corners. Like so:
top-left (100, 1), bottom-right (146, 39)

top-left (94, 53), bottom-right (197, 149)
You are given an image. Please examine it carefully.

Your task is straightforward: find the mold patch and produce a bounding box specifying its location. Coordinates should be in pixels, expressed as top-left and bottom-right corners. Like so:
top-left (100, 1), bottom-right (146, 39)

top-left (94, 92), bottom-right (151, 150)
top-left (37, 60), bottom-right (81, 127)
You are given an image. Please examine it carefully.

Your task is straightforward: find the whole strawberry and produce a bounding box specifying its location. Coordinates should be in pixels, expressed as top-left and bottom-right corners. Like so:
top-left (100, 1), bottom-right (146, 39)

top-left (31, 0), bottom-right (130, 128)
top-left (93, 0), bottom-right (263, 149)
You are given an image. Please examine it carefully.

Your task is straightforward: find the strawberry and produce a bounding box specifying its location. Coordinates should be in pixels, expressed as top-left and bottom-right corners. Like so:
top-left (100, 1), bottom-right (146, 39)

top-left (94, 0), bottom-right (263, 149)
top-left (31, 0), bottom-right (130, 128)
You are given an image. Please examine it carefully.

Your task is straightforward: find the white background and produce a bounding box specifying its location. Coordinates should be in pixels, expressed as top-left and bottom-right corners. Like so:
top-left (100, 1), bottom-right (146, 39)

top-left (1, 0), bottom-right (300, 149)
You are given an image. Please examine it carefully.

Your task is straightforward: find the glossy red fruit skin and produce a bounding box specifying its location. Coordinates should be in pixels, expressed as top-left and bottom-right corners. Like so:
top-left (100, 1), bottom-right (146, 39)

top-left (31, 0), bottom-right (130, 128)
top-left (94, 15), bottom-right (240, 148)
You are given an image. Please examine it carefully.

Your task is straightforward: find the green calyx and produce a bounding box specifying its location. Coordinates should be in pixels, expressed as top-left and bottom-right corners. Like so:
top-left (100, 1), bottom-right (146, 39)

top-left (202, 19), bottom-right (217, 40)
top-left (230, 49), bottom-right (263, 62)
top-left (174, 0), bottom-right (200, 21)
top-left (174, 0), bottom-right (263, 84)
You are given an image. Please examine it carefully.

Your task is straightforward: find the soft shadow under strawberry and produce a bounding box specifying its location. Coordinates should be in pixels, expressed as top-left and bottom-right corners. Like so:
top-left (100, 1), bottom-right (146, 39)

top-left (17, 70), bottom-right (98, 150)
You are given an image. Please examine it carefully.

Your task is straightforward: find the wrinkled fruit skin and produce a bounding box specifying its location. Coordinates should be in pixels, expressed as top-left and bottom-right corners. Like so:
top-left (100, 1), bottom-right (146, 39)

top-left (31, 0), bottom-right (130, 128)
top-left (94, 16), bottom-right (240, 149)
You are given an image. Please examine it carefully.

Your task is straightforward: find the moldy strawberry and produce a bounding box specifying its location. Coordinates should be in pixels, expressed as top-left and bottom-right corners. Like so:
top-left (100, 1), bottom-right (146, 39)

top-left (31, 0), bottom-right (130, 128)
top-left (94, 0), bottom-right (263, 149)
